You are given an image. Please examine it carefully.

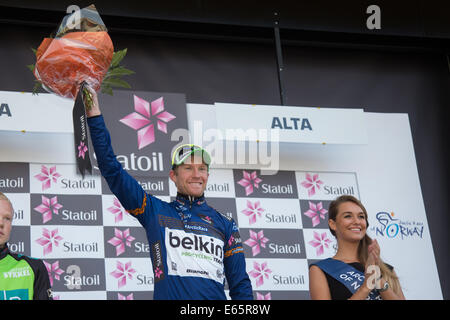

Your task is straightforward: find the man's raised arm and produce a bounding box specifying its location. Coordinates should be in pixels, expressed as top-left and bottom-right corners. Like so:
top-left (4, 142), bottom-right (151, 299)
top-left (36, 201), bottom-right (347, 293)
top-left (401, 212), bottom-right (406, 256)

top-left (84, 87), bottom-right (149, 222)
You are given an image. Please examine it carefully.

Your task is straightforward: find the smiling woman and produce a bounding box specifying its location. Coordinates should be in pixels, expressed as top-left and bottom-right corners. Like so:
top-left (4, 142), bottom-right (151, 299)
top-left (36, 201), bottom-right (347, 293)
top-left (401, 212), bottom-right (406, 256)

top-left (309, 195), bottom-right (406, 300)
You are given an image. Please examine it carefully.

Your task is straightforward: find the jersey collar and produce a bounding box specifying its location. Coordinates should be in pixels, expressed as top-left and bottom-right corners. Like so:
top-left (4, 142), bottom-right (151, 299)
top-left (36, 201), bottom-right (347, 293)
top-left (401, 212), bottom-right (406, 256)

top-left (0, 243), bottom-right (10, 260)
top-left (175, 192), bottom-right (206, 207)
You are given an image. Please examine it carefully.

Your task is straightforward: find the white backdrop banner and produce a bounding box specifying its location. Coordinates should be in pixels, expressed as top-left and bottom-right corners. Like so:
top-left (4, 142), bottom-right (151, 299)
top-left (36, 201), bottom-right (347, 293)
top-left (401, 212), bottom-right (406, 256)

top-left (215, 103), bottom-right (368, 145)
top-left (0, 91), bottom-right (74, 133)
top-left (0, 90), bottom-right (443, 300)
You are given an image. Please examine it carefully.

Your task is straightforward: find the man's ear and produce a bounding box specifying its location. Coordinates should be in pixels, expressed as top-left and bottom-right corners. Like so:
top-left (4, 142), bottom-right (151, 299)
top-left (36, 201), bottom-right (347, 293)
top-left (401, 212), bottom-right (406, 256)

top-left (169, 169), bottom-right (177, 184)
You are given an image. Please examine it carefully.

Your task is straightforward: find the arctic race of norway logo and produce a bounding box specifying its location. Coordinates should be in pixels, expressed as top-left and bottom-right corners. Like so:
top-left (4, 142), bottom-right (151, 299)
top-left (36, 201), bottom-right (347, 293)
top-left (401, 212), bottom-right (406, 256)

top-left (371, 211), bottom-right (425, 240)
top-left (120, 95), bottom-right (176, 150)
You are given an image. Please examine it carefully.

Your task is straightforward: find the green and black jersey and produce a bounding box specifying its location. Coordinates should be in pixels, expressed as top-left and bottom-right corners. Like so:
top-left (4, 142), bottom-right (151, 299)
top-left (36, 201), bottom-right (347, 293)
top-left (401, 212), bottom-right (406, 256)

top-left (0, 245), bottom-right (52, 300)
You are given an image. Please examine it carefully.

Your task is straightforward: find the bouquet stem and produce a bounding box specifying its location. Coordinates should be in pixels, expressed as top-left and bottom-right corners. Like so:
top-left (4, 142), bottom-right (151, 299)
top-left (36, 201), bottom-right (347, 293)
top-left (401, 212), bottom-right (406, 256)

top-left (81, 85), bottom-right (93, 111)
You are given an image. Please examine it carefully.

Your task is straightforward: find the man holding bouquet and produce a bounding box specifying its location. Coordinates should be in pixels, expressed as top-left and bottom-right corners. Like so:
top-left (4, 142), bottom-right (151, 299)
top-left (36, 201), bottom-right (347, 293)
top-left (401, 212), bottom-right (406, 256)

top-left (84, 87), bottom-right (253, 300)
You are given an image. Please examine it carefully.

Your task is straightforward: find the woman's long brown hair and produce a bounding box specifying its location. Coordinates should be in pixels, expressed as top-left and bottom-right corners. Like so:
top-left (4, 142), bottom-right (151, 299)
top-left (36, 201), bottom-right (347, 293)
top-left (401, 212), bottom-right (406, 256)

top-left (328, 195), bottom-right (402, 295)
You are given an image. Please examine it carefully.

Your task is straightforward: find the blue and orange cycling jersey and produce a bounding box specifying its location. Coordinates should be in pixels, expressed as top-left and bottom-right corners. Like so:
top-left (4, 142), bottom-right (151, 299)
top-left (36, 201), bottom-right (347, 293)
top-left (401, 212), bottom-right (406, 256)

top-left (87, 115), bottom-right (253, 300)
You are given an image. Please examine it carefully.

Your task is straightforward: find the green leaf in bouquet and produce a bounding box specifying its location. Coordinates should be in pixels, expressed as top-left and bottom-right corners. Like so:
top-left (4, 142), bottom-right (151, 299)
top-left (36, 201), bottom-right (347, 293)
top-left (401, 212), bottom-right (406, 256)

top-left (110, 48), bottom-right (128, 68)
top-left (102, 77), bottom-right (131, 89)
top-left (101, 84), bottom-right (114, 96)
top-left (26, 64), bottom-right (35, 73)
top-left (32, 80), bottom-right (43, 95)
top-left (104, 66), bottom-right (135, 79)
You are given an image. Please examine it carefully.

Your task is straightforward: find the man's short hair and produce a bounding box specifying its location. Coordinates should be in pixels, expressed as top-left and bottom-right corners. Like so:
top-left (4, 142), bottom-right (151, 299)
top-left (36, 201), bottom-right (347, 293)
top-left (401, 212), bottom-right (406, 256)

top-left (0, 192), bottom-right (14, 215)
top-left (171, 144), bottom-right (211, 171)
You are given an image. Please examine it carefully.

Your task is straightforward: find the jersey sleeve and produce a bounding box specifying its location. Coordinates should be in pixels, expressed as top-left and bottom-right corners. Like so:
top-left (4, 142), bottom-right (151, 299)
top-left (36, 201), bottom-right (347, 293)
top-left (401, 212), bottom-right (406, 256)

top-left (87, 115), bottom-right (149, 227)
top-left (223, 219), bottom-right (253, 300)
top-left (26, 258), bottom-right (52, 300)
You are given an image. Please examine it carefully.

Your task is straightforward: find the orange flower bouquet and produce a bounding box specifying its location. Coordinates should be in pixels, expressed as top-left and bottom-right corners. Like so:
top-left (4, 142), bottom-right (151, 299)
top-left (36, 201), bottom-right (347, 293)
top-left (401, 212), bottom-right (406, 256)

top-left (27, 4), bottom-right (134, 176)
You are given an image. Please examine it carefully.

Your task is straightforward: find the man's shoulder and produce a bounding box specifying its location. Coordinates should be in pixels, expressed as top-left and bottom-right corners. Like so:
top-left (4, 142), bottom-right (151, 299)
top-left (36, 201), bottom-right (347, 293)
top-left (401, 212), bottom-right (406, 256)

top-left (4, 251), bottom-right (47, 272)
top-left (204, 202), bottom-right (235, 225)
top-left (8, 251), bottom-right (45, 264)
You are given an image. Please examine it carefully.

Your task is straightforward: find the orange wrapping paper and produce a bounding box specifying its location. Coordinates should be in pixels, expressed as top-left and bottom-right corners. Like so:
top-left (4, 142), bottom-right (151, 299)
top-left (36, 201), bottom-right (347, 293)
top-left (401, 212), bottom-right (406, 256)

top-left (34, 31), bottom-right (114, 99)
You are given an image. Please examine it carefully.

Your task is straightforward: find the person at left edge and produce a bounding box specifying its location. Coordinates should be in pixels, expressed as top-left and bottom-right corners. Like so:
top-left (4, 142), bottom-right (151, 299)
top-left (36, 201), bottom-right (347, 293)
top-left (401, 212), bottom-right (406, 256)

top-left (84, 86), bottom-right (253, 300)
top-left (0, 192), bottom-right (53, 300)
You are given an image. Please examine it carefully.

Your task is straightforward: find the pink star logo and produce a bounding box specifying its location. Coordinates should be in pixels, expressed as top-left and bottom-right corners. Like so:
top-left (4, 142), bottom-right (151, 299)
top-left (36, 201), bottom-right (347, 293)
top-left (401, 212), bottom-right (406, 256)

top-left (107, 197), bottom-right (129, 223)
top-left (308, 231), bottom-right (332, 256)
top-left (256, 292), bottom-right (272, 300)
top-left (249, 261), bottom-right (272, 287)
top-left (118, 293), bottom-right (134, 300)
top-left (33, 195), bottom-right (63, 224)
top-left (77, 141), bottom-right (88, 159)
top-left (43, 260), bottom-right (65, 287)
top-left (241, 200), bottom-right (265, 225)
top-left (110, 261), bottom-right (136, 288)
top-left (120, 95), bottom-right (176, 150)
top-left (301, 173), bottom-right (324, 197)
top-left (228, 235), bottom-right (235, 247)
top-left (154, 267), bottom-right (163, 279)
top-left (108, 228), bottom-right (136, 256)
top-left (237, 171), bottom-right (262, 196)
top-left (244, 230), bottom-right (269, 257)
top-left (304, 201), bottom-right (328, 227)
top-left (35, 228), bottom-right (63, 256)
top-left (34, 165), bottom-right (61, 191)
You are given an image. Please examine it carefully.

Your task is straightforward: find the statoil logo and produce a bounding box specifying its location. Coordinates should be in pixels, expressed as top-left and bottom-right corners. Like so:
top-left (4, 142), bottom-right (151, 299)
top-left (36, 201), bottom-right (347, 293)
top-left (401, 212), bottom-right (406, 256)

top-left (34, 165), bottom-right (61, 191)
top-left (43, 261), bottom-right (101, 289)
top-left (301, 172), bottom-right (356, 197)
top-left (249, 261), bottom-right (272, 287)
top-left (237, 171), bottom-right (262, 196)
top-left (33, 165), bottom-right (98, 191)
top-left (241, 200), bottom-right (297, 225)
top-left (110, 260), bottom-right (136, 288)
top-left (120, 95), bottom-right (176, 150)
top-left (108, 228), bottom-right (136, 256)
top-left (0, 177), bottom-right (23, 189)
top-left (33, 195), bottom-right (99, 224)
top-left (308, 231), bottom-right (333, 256)
top-left (304, 201), bottom-right (328, 227)
top-left (244, 230), bottom-right (302, 257)
top-left (35, 228), bottom-right (63, 256)
top-left (35, 228), bottom-right (100, 256)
